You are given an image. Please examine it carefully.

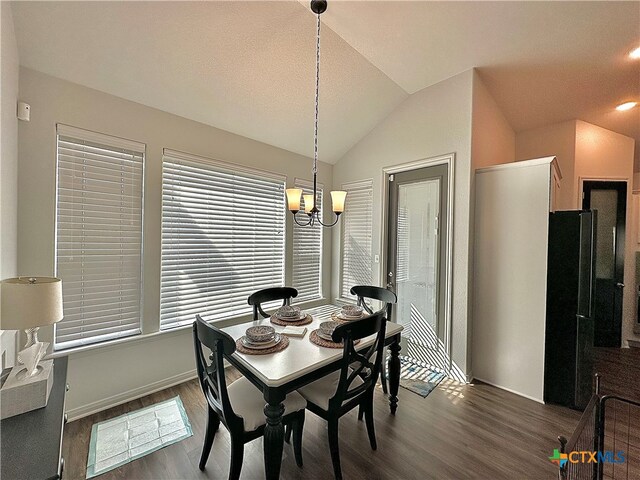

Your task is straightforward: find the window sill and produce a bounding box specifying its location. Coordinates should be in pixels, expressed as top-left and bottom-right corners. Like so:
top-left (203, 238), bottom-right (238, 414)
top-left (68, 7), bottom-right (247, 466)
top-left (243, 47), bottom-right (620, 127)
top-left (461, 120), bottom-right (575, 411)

top-left (49, 314), bottom-right (255, 359)
top-left (48, 323), bottom-right (194, 359)
top-left (47, 298), bottom-right (326, 359)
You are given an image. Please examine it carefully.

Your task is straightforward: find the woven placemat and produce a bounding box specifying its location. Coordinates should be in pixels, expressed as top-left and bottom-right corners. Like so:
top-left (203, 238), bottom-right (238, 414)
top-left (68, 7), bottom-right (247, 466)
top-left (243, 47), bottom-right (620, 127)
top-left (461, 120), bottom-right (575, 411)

top-left (331, 311), bottom-right (368, 324)
top-left (270, 314), bottom-right (313, 327)
top-left (309, 329), bottom-right (361, 349)
top-left (236, 335), bottom-right (290, 355)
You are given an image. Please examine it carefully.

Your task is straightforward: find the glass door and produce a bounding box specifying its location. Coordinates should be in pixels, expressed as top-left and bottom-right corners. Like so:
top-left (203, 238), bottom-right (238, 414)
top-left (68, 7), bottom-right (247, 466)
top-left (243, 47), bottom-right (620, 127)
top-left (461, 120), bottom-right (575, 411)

top-left (386, 164), bottom-right (448, 371)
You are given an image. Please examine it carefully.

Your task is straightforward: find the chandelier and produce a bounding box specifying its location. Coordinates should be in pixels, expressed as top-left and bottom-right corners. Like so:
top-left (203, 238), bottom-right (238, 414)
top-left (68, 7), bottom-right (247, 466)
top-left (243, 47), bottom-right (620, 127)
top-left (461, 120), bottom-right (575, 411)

top-left (285, 0), bottom-right (346, 228)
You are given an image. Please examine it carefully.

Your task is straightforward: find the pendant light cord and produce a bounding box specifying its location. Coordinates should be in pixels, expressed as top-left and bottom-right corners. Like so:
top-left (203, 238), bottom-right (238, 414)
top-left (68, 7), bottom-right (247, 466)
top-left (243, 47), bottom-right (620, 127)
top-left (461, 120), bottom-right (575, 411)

top-left (313, 12), bottom-right (320, 176)
top-left (290, 1), bottom-right (341, 228)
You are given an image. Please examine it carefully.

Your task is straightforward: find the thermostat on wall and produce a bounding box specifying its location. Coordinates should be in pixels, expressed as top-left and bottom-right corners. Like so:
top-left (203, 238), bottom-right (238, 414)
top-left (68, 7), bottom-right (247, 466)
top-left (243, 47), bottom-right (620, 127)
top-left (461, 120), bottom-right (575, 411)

top-left (17, 101), bottom-right (30, 122)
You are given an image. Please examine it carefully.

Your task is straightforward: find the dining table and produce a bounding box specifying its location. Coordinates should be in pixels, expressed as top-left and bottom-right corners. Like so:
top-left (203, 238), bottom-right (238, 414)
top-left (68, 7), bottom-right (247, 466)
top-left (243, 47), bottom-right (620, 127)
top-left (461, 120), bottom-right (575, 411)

top-left (220, 303), bottom-right (404, 480)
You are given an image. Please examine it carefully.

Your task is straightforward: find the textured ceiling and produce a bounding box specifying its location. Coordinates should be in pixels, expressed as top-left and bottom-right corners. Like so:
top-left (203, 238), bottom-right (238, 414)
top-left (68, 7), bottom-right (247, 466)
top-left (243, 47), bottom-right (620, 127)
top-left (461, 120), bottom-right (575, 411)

top-left (10, 1), bottom-right (640, 163)
top-left (10, 1), bottom-right (407, 164)
top-left (321, 0), bottom-right (640, 142)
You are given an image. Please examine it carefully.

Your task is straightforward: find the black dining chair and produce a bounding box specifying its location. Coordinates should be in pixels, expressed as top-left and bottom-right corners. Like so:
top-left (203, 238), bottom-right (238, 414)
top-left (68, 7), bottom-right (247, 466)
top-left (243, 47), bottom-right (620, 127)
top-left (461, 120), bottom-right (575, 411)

top-left (296, 309), bottom-right (387, 480)
top-left (350, 285), bottom-right (397, 395)
top-left (193, 315), bottom-right (306, 479)
top-left (247, 286), bottom-right (298, 320)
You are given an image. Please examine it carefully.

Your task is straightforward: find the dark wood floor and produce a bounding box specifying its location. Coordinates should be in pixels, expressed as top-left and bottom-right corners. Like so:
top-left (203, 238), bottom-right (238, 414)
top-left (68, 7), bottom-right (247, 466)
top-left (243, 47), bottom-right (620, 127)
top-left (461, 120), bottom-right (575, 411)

top-left (62, 369), bottom-right (585, 479)
top-left (594, 346), bottom-right (640, 400)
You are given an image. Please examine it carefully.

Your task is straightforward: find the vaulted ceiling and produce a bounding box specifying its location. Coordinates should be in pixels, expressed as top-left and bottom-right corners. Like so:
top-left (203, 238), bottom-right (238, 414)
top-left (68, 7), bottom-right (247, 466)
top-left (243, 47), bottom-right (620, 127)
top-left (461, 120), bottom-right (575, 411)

top-left (10, 1), bottom-right (640, 164)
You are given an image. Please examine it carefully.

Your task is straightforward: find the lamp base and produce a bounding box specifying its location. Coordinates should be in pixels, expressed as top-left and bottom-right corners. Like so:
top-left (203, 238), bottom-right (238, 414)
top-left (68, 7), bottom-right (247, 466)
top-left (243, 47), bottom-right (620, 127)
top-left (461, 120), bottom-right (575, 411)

top-left (15, 365), bottom-right (44, 381)
top-left (0, 359), bottom-right (54, 419)
top-left (17, 327), bottom-right (40, 364)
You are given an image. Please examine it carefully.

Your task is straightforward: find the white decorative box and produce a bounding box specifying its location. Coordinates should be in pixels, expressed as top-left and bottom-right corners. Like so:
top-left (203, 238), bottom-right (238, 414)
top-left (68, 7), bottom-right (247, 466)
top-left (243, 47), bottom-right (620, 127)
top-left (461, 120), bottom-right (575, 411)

top-left (0, 359), bottom-right (54, 419)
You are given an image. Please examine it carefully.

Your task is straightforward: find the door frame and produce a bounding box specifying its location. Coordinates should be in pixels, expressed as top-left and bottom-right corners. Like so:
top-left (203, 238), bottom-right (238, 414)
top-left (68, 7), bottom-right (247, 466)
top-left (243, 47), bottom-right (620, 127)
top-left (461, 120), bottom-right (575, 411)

top-left (381, 153), bottom-right (455, 371)
top-left (577, 176), bottom-right (629, 207)
top-left (579, 176), bottom-right (629, 347)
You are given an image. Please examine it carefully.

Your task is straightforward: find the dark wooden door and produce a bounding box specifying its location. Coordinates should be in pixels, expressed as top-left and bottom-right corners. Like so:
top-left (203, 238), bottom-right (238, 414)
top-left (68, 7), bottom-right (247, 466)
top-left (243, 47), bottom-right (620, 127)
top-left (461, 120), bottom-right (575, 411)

top-left (582, 181), bottom-right (626, 347)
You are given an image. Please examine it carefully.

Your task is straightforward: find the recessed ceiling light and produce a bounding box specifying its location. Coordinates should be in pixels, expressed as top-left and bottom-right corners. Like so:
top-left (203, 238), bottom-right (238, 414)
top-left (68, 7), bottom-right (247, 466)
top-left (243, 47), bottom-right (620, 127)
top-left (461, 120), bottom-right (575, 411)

top-left (616, 101), bottom-right (637, 111)
top-left (630, 46), bottom-right (640, 59)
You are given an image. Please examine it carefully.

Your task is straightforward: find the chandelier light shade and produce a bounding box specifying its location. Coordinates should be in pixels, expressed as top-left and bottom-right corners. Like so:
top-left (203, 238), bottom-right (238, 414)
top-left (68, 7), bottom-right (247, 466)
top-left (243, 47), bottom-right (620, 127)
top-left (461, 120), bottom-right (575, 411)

top-left (330, 190), bottom-right (347, 213)
top-left (303, 194), bottom-right (315, 214)
top-left (286, 0), bottom-right (346, 228)
top-left (286, 188), bottom-right (303, 212)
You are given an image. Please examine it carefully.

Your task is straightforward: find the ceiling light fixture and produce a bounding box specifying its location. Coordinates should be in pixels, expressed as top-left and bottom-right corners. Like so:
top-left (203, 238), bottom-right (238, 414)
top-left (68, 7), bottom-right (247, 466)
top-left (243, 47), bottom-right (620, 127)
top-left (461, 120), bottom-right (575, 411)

top-left (285, 0), bottom-right (346, 228)
top-left (615, 101), bottom-right (638, 111)
top-left (629, 46), bottom-right (640, 59)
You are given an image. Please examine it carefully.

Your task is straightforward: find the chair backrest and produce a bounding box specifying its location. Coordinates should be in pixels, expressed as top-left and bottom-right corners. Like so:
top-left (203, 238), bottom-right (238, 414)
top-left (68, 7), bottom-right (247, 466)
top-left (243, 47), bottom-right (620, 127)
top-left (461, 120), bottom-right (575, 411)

top-left (329, 308), bottom-right (387, 410)
top-left (350, 285), bottom-right (397, 320)
top-left (247, 287), bottom-right (298, 319)
top-left (193, 315), bottom-right (243, 429)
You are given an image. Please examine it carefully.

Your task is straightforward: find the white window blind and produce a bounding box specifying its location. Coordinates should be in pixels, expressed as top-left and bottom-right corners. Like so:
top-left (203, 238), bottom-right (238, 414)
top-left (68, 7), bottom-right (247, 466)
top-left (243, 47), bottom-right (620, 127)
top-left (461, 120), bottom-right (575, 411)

top-left (54, 125), bottom-right (144, 350)
top-left (160, 149), bottom-right (286, 330)
top-left (292, 182), bottom-right (323, 302)
top-left (340, 179), bottom-right (373, 299)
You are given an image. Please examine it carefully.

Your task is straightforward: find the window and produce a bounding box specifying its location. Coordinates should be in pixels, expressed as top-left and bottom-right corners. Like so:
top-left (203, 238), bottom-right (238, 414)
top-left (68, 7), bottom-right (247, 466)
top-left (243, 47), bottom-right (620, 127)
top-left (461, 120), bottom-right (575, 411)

top-left (292, 181), bottom-right (323, 302)
top-left (54, 125), bottom-right (144, 350)
top-left (160, 149), bottom-right (285, 329)
top-left (340, 179), bottom-right (373, 299)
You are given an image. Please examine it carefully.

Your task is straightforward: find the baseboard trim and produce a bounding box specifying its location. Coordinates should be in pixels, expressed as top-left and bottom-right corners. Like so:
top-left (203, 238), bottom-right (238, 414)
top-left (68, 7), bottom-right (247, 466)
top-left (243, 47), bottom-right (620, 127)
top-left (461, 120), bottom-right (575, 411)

top-left (472, 376), bottom-right (544, 404)
top-left (67, 369), bottom-right (198, 421)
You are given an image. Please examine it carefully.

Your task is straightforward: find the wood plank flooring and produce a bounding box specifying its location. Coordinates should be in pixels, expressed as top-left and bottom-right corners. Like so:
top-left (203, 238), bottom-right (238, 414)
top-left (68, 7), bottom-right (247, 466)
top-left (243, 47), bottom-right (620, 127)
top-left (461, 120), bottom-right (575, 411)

top-left (594, 347), bottom-right (640, 480)
top-left (594, 347), bottom-right (640, 400)
top-left (62, 370), bottom-right (583, 479)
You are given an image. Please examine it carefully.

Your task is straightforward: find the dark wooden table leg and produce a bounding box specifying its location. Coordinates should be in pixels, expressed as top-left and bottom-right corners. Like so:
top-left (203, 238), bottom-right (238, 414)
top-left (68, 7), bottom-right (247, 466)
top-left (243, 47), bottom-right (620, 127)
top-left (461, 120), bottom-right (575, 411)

top-left (263, 390), bottom-right (286, 480)
top-left (388, 335), bottom-right (401, 414)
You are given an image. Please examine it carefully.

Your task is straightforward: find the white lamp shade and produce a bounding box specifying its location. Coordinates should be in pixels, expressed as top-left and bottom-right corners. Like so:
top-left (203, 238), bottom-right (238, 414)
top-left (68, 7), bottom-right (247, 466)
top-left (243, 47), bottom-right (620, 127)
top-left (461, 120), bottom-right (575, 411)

top-left (285, 188), bottom-right (303, 212)
top-left (303, 194), bottom-right (315, 214)
top-left (1, 277), bottom-right (64, 330)
top-left (330, 190), bottom-right (347, 213)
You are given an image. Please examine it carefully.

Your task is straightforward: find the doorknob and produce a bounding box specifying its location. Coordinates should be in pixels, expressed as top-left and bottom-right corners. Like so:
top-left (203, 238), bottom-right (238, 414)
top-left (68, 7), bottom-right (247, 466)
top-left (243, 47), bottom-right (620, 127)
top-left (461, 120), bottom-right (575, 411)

top-left (615, 282), bottom-right (625, 288)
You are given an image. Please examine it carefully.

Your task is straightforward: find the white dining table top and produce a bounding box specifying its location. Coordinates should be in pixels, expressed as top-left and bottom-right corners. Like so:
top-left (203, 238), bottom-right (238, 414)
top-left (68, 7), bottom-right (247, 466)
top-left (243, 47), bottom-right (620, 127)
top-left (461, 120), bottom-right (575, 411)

top-left (221, 303), bottom-right (403, 388)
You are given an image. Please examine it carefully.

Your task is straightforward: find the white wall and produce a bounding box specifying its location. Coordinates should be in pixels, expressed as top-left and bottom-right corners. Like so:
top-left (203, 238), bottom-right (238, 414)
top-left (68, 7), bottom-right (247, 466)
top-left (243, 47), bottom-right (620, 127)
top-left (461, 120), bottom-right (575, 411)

top-left (468, 71), bottom-right (516, 377)
top-left (515, 120), bottom-right (576, 210)
top-left (332, 70), bottom-right (474, 378)
top-left (1, 3), bottom-right (19, 281)
top-left (17, 68), bottom-right (333, 418)
top-left (0, 3), bottom-right (20, 368)
top-left (473, 158), bottom-right (556, 402)
top-left (573, 120), bottom-right (636, 347)
top-left (471, 71), bottom-right (515, 170)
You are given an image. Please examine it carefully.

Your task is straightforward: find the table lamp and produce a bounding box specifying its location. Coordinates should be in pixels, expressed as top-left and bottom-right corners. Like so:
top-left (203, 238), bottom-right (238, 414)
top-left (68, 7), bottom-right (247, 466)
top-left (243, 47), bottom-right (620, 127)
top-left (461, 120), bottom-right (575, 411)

top-left (1, 277), bottom-right (63, 369)
top-left (0, 277), bottom-right (63, 418)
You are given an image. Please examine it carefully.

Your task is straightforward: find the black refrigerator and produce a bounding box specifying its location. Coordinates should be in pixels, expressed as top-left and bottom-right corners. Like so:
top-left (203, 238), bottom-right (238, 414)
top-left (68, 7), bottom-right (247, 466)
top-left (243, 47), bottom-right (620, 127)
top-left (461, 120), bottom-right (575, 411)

top-left (544, 210), bottom-right (596, 410)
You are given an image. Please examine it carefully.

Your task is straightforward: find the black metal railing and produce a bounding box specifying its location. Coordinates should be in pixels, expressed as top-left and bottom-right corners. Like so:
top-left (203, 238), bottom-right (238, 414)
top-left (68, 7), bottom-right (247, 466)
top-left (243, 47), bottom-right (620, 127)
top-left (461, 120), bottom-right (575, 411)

top-left (558, 375), bottom-right (601, 480)
top-left (597, 395), bottom-right (640, 480)
top-left (558, 374), bottom-right (640, 480)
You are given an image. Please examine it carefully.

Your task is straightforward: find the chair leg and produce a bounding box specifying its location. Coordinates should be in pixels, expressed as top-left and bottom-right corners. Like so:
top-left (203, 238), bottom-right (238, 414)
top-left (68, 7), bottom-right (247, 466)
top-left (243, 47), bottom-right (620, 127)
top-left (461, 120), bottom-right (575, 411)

top-left (228, 435), bottom-right (244, 480)
top-left (199, 408), bottom-right (220, 470)
top-left (357, 404), bottom-right (364, 421)
top-left (380, 361), bottom-right (388, 394)
top-left (327, 418), bottom-right (342, 480)
top-left (364, 397), bottom-right (377, 451)
top-left (292, 411), bottom-right (305, 468)
top-left (285, 423), bottom-right (292, 444)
